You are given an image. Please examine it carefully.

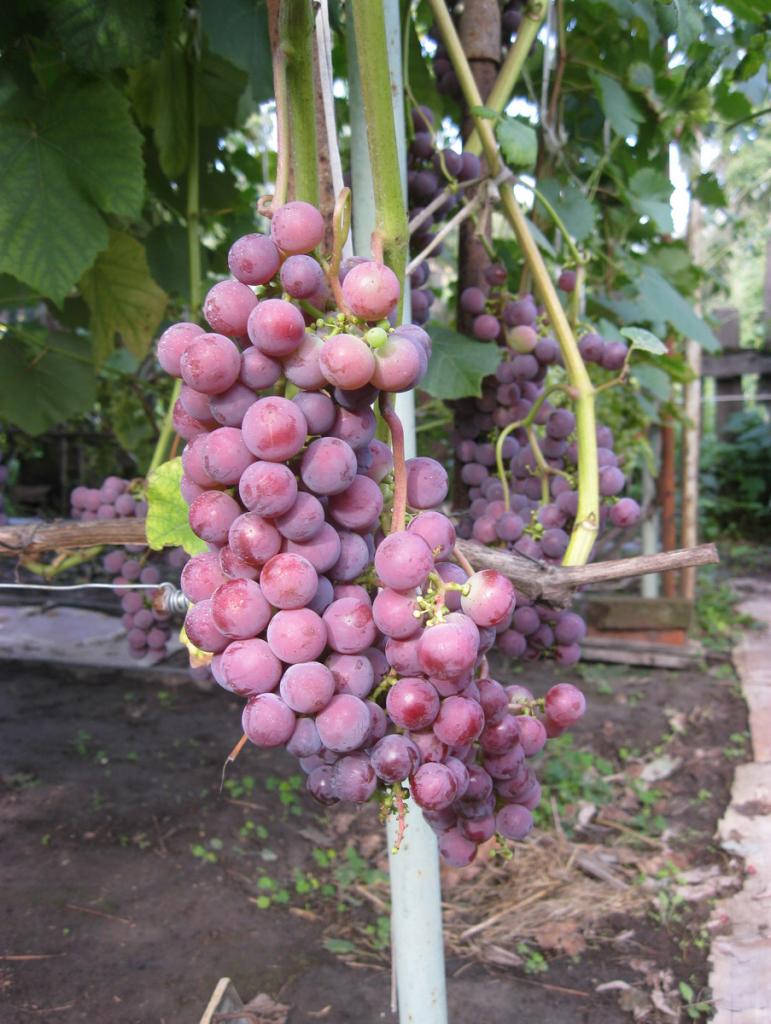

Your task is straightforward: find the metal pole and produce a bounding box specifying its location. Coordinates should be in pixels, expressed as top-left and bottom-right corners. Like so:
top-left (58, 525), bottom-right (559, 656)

top-left (640, 459), bottom-right (660, 599)
top-left (348, 6), bottom-right (447, 1023)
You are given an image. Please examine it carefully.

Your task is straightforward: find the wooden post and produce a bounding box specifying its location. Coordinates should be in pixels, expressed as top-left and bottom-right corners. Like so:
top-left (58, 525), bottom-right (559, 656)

top-left (760, 234), bottom-right (771, 418)
top-left (659, 337), bottom-right (678, 598)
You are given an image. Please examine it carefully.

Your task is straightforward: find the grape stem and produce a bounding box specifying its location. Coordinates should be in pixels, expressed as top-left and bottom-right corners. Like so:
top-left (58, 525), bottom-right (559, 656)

top-left (408, 175), bottom-right (485, 236)
top-left (220, 733), bottom-right (248, 793)
top-left (452, 545), bottom-right (475, 577)
top-left (405, 190), bottom-right (484, 276)
top-left (427, 0), bottom-right (599, 568)
top-left (267, 0), bottom-right (290, 210)
top-left (281, 0), bottom-right (319, 206)
top-left (494, 383), bottom-right (571, 512)
top-left (325, 187), bottom-right (353, 313)
top-left (390, 783), bottom-right (408, 854)
top-left (380, 393), bottom-right (408, 534)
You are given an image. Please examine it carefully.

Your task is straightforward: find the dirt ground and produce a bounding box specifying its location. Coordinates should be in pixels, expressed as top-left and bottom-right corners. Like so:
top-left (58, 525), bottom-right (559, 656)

top-left (0, 619), bottom-right (748, 1023)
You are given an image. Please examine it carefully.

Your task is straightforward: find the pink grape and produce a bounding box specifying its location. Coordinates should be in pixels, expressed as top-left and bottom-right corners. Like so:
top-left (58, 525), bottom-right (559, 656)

top-left (300, 437), bottom-right (357, 495)
top-left (405, 457), bottom-right (448, 509)
top-left (202, 427), bottom-right (254, 485)
top-left (157, 322), bottom-right (204, 377)
top-left (275, 492), bottom-right (325, 542)
top-left (515, 716), bottom-right (547, 756)
top-left (410, 762), bottom-right (458, 811)
top-left (341, 261), bottom-right (400, 321)
top-left (184, 599), bottom-right (228, 654)
top-left (203, 280), bottom-right (258, 336)
top-left (544, 683), bottom-right (586, 726)
top-left (219, 545), bottom-right (260, 581)
top-left (287, 718), bottom-right (322, 758)
top-left (181, 551), bottom-right (228, 602)
top-left (188, 490), bottom-right (242, 544)
top-left (279, 662), bottom-right (335, 714)
top-left (386, 677), bottom-right (440, 731)
top-left (242, 693), bottom-right (296, 748)
top-left (322, 597), bottom-right (377, 654)
top-left (330, 405), bottom-right (377, 451)
top-left (280, 254), bottom-right (324, 298)
top-left (180, 383), bottom-right (215, 421)
top-left (315, 694), bottom-right (371, 753)
top-left (210, 578), bottom-right (272, 639)
top-left (259, 552), bottom-right (318, 609)
top-left (239, 461), bottom-right (297, 517)
top-left (228, 512), bottom-right (282, 567)
top-left (374, 532), bottom-right (434, 589)
top-left (417, 616), bottom-right (479, 681)
top-left (266, 608), bottom-right (327, 663)
top-left (241, 396), bottom-right (308, 461)
top-left (239, 346), bottom-right (282, 390)
top-left (437, 829), bottom-right (477, 867)
top-left (282, 333), bottom-right (327, 390)
top-left (610, 497), bottom-right (641, 528)
top-left (180, 333), bottom-right (241, 395)
top-left (319, 333), bottom-right (376, 390)
top-left (219, 638), bottom-right (282, 695)
top-left (328, 475), bottom-right (384, 532)
top-left (371, 333), bottom-right (422, 392)
top-left (285, 521), bottom-right (342, 574)
top-left (432, 696), bottom-right (485, 746)
top-left (333, 754), bottom-right (377, 803)
top-left (271, 201), bottom-right (325, 255)
top-left (407, 510), bottom-right (456, 560)
top-left (495, 804), bottom-right (533, 841)
top-left (330, 530), bottom-right (370, 581)
top-left (247, 299), bottom-right (306, 357)
top-left (372, 588), bottom-right (422, 640)
top-left (326, 652), bottom-right (375, 698)
top-left (292, 391), bottom-right (336, 435)
top-left (553, 611), bottom-right (586, 646)
top-left (228, 233), bottom-right (281, 285)
top-left (460, 570), bottom-right (516, 628)
top-left (209, 384), bottom-right (256, 427)
top-left (306, 765), bottom-right (339, 804)
top-left (370, 735), bottom-right (420, 783)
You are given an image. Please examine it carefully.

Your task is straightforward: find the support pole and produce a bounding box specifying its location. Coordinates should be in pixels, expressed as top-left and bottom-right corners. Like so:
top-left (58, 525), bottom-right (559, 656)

top-left (348, 5), bottom-right (445, 1023)
top-left (640, 459), bottom-right (660, 599)
top-left (681, 182), bottom-right (703, 602)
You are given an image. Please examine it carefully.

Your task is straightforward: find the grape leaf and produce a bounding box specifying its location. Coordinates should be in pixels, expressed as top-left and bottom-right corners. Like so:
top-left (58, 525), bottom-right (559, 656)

top-left (0, 81), bottom-right (144, 304)
top-left (590, 73), bottom-right (644, 137)
top-left (129, 41), bottom-right (189, 178)
top-left (537, 180), bottom-right (597, 243)
top-left (0, 328), bottom-right (96, 435)
top-left (497, 117), bottom-right (538, 171)
top-left (80, 231), bottom-right (169, 366)
top-left (145, 458), bottom-right (207, 555)
top-left (620, 326), bottom-right (667, 355)
top-left (201, 0), bottom-right (273, 103)
top-left (48, 0), bottom-right (166, 73)
top-left (626, 169), bottom-right (673, 233)
top-left (636, 266), bottom-right (720, 351)
top-left (146, 223), bottom-right (192, 300)
top-left (421, 323), bottom-right (504, 400)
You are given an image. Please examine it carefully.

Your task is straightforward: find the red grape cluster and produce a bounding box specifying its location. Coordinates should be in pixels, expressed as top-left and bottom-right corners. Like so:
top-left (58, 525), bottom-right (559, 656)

top-left (407, 106), bottom-right (481, 324)
top-left (71, 476), bottom-right (147, 521)
top-left (154, 199), bottom-right (587, 865)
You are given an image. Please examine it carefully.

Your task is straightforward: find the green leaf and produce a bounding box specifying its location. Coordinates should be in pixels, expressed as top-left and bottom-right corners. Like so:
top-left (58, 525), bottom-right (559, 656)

top-left (497, 117), bottom-right (537, 171)
top-left (713, 81), bottom-right (753, 122)
top-left (590, 73), bottom-right (644, 137)
top-left (678, 981), bottom-right (695, 1003)
top-left (0, 328), bottom-right (96, 435)
top-left (693, 172), bottom-right (727, 207)
top-left (129, 41), bottom-right (189, 178)
top-left (671, 0), bottom-right (703, 51)
top-left (422, 323), bottom-right (504, 400)
top-left (80, 231), bottom-right (168, 365)
top-left (636, 266), bottom-right (720, 352)
top-left (621, 326), bottom-right (667, 355)
top-left (48, 0), bottom-right (165, 72)
top-left (198, 49), bottom-right (250, 127)
top-left (0, 81), bottom-right (144, 304)
top-left (323, 938), bottom-right (356, 955)
top-left (632, 363), bottom-right (671, 401)
top-left (145, 458), bottom-right (208, 555)
top-left (146, 223), bottom-right (192, 300)
top-left (201, 0), bottom-right (273, 103)
top-left (537, 180), bottom-right (597, 243)
top-left (626, 169), bottom-right (673, 233)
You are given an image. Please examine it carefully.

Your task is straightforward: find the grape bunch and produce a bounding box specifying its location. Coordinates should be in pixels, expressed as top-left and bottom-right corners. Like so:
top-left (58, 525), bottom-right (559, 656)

top-left (153, 198), bottom-right (587, 866)
top-left (407, 106), bottom-right (481, 324)
top-left (70, 477), bottom-right (190, 664)
top-left (451, 269), bottom-right (641, 665)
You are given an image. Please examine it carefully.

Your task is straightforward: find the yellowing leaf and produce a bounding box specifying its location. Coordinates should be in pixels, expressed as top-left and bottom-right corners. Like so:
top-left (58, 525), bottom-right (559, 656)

top-left (80, 230), bottom-right (168, 365)
top-left (145, 457), bottom-right (207, 555)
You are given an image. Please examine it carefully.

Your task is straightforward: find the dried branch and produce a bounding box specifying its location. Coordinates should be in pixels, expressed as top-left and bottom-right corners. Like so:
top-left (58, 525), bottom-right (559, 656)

top-left (0, 518), bottom-right (719, 610)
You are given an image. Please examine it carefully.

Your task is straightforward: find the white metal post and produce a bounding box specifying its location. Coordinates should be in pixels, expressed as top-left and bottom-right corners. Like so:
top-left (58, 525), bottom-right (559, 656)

top-left (348, 5), bottom-right (448, 1022)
